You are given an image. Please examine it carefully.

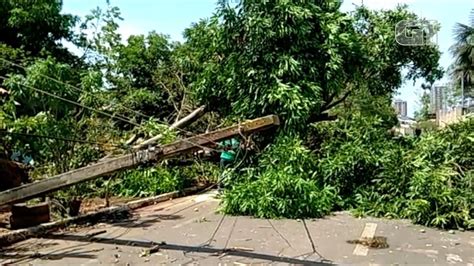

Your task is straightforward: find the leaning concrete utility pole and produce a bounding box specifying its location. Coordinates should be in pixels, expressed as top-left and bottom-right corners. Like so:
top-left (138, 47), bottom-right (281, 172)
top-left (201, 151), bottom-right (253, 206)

top-left (0, 115), bottom-right (280, 207)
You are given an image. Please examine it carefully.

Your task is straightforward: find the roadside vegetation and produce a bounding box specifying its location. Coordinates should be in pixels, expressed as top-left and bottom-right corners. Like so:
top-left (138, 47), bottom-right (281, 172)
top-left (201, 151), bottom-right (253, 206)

top-left (0, 1), bottom-right (472, 229)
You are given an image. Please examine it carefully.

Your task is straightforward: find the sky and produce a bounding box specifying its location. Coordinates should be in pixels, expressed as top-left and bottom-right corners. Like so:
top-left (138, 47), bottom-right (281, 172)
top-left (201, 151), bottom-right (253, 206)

top-left (63, 0), bottom-right (473, 116)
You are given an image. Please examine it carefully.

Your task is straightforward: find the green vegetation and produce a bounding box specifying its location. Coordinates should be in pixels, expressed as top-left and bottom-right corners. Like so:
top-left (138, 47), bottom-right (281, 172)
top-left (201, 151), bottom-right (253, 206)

top-left (111, 162), bottom-right (219, 198)
top-left (224, 113), bottom-right (473, 229)
top-left (222, 135), bottom-right (340, 218)
top-left (320, 115), bottom-right (473, 229)
top-left (0, 1), bottom-right (472, 229)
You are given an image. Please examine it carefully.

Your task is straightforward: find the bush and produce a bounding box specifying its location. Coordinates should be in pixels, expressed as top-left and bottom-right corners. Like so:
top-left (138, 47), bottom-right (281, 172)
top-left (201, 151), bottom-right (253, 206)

top-left (340, 117), bottom-right (474, 229)
top-left (312, 114), bottom-right (410, 204)
top-left (111, 166), bottom-right (183, 198)
top-left (221, 135), bottom-right (340, 218)
top-left (222, 116), bottom-right (473, 229)
top-left (111, 161), bottom-right (220, 198)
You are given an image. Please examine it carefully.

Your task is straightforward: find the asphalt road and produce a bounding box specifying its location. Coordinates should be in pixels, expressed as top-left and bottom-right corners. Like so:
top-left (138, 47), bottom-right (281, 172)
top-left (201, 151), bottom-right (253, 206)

top-left (1, 191), bottom-right (472, 265)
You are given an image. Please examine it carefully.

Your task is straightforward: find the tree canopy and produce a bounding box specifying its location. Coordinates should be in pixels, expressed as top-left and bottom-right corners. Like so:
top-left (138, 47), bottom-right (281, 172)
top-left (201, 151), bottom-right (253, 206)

top-left (0, 0), bottom-right (79, 65)
top-left (184, 1), bottom-right (442, 130)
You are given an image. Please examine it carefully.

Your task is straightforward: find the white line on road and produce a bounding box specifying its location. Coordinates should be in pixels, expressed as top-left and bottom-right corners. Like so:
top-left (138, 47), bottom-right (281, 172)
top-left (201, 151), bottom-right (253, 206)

top-left (353, 222), bottom-right (378, 256)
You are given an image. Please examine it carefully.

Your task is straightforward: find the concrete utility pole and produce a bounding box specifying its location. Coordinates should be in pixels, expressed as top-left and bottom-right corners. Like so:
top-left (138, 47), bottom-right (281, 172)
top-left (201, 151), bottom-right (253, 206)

top-left (0, 115), bottom-right (280, 207)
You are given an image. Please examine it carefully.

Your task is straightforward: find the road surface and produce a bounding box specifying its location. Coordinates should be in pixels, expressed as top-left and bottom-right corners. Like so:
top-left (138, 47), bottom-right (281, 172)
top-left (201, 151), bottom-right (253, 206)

top-left (0, 191), bottom-right (472, 265)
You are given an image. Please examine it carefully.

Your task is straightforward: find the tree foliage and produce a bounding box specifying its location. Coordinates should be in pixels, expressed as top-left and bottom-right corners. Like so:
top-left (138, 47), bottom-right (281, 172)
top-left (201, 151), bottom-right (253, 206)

top-left (221, 135), bottom-right (339, 218)
top-left (352, 118), bottom-right (474, 229)
top-left (0, 0), bottom-right (79, 64)
top-left (184, 1), bottom-right (442, 131)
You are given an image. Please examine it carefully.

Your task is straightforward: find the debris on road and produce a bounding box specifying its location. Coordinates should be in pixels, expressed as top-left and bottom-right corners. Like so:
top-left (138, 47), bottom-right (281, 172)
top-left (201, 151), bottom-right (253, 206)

top-left (347, 236), bottom-right (389, 249)
top-left (446, 253), bottom-right (463, 263)
top-left (85, 230), bottom-right (107, 238)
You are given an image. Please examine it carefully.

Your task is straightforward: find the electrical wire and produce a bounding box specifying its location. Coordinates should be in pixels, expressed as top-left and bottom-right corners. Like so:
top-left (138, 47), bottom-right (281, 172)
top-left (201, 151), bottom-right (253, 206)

top-left (302, 219), bottom-right (329, 262)
top-left (0, 58), bottom-right (135, 124)
top-left (0, 57), bottom-right (225, 149)
top-left (0, 57), bottom-right (247, 151)
top-left (201, 214), bottom-right (226, 247)
top-left (0, 130), bottom-right (122, 147)
top-left (0, 75), bottom-right (140, 127)
top-left (1, 75), bottom-right (247, 172)
top-left (2, 84), bottom-right (250, 169)
top-left (1, 58), bottom-right (258, 183)
top-left (224, 217), bottom-right (238, 250)
top-left (0, 57), bottom-right (151, 119)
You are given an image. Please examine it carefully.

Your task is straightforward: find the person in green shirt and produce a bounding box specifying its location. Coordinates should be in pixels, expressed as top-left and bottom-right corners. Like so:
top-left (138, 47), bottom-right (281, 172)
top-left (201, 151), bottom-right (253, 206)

top-left (217, 138), bottom-right (240, 190)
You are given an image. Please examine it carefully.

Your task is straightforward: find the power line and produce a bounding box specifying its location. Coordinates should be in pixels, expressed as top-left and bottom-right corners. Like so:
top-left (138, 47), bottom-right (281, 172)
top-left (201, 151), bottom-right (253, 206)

top-left (0, 130), bottom-right (122, 147)
top-left (0, 57), bottom-right (218, 145)
top-left (0, 75), bottom-right (140, 127)
top-left (0, 57), bottom-right (217, 137)
top-left (2, 72), bottom-right (228, 153)
top-left (0, 57), bottom-right (151, 119)
top-left (202, 214), bottom-right (226, 247)
top-left (302, 219), bottom-right (327, 262)
top-left (224, 217), bottom-right (238, 250)
top-left (0, 58), bottom-right (237, 152)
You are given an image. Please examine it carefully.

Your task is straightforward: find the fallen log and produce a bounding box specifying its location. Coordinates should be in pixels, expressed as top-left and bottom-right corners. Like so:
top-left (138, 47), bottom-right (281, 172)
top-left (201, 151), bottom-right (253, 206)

top-left (0, 115), bottom-right (280, 207)
top-left (133, 105), bottom-right (206, 150)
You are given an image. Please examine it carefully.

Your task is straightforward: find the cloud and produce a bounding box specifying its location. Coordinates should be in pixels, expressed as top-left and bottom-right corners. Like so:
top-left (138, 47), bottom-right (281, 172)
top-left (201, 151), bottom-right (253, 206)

top-left (117, 24), bottom-right (147, 42)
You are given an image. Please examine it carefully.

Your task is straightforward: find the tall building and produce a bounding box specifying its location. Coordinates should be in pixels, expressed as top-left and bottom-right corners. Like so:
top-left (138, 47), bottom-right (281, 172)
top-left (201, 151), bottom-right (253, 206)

top-left (430, 85), bottom-right (444, 114)
top-left (393, 99), bottom-right (408, 117)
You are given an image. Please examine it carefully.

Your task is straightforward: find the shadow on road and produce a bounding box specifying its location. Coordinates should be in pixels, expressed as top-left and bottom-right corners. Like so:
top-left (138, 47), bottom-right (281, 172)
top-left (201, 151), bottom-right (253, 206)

top-left (0, 248), bottom-right (97, 265)
top-left (111, 213), bottom-right (183, 228)
top-left (44, 233), bottom-right (333, 265)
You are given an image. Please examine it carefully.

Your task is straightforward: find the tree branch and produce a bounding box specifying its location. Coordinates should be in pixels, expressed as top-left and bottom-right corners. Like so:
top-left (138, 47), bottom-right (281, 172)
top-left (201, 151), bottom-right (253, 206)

top-left (133, 105), bottom-right (207, 150)
top-left (321, 91), bottom-right (338, 111)
top-left (174, 72), bottom-right (188, 123)
top-left (321, 90), bottom-right (352, 113)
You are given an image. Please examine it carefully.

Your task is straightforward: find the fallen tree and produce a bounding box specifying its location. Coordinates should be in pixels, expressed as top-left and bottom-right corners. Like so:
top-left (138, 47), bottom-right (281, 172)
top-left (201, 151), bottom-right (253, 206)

top-left (222, 115), bottom-right (474, 230)
top-left (0, 115), bottom-right (280, 206)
